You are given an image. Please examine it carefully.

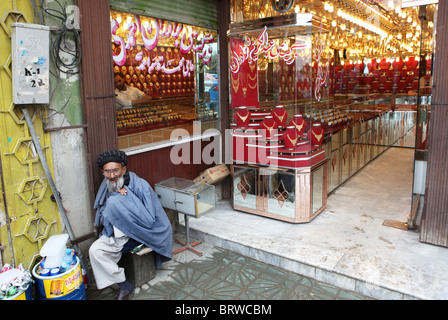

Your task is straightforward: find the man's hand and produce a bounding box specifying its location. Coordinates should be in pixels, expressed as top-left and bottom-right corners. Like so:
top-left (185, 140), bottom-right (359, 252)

top-left (132, 95), bottom-right (152, 106)
top-left (118, 188), bottom-right (127, 195)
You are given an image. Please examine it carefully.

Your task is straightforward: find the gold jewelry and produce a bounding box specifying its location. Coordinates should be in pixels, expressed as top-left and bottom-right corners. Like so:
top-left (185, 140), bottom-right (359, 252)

top-left (262, 121), bottom-right (276, 132)
top-left (231, 74), bottom-right (239, 93)
top-left (249, 61), bottom-right (256, 73)
top-left (293, 121), bottom-right (304, 132)
top-left (312, 130), bottom-right (323, 142)
top-left (274, 111), bottom-right (287, 123)
top-left (236, 111), bottom-right (249, 123)
top-left (248, 80), bottom-right (257, 90)
top-left (286, 133), bottom-right (298, 146)
top-left (248, 73), bottom-right (257, 81)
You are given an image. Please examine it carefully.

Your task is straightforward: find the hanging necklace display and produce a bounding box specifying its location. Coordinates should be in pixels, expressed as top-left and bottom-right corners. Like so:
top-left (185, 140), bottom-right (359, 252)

top-left (260, 115), bottom-right (278, 139)
top-left (272, 105), bottom-right (287, 127)
top-left (234, 106), bottom-right (251, 127)
top-left (231, 73), bottom-right (239, 94)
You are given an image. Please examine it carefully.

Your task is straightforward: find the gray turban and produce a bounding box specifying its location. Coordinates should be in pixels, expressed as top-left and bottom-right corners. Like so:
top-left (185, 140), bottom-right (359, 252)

top-left (96, 150), bottom-right (128, 168)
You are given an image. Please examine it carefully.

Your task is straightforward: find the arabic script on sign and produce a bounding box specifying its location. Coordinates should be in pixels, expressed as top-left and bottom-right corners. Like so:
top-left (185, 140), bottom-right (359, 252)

top-left (111, 15), bottom-right (215, 74)
top-left (230, 26), bottom-right (308, 74)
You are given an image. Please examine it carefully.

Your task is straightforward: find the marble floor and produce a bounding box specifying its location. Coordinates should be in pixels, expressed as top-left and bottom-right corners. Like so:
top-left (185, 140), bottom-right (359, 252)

top-left (184, 147), bottom-right (448, 300)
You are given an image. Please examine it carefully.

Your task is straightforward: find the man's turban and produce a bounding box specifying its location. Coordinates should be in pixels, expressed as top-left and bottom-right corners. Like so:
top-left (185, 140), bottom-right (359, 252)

top-left (97, 150), bottom-right (128, 168)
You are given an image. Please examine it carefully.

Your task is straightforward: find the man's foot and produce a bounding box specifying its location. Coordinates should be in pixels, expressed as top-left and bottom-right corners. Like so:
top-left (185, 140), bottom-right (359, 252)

top-left (115, 288), bottom-right (134, 300)
top-left (116, 280), bottom-right (134, 300)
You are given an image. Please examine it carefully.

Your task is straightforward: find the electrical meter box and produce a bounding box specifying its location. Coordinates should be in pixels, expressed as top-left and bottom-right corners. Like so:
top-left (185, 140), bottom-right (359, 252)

top-left (11, 23), bottom-right (50, 105)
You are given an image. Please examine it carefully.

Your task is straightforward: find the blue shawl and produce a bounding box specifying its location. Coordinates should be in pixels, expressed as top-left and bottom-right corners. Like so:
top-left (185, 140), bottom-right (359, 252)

top-left (94, 172), bottom-right (172, 268)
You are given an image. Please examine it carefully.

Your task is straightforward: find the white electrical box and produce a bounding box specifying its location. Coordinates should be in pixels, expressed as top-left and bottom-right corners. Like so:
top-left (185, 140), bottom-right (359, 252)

top-left (11, 23), bottom-right (50, 105)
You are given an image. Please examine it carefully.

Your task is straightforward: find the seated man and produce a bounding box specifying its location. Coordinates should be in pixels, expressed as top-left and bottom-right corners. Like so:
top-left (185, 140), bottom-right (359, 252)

top-left (114, 72), bottom-right (153, 109)
top-left (89, 150), bottom-right (172, 300)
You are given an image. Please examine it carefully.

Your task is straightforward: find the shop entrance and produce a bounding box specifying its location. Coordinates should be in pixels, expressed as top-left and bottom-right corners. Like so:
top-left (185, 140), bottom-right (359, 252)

top-left (227, 1), bottom-right (436, 234)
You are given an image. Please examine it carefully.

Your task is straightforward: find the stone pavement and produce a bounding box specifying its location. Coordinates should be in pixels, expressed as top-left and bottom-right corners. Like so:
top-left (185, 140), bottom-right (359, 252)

top-left (184, 147), bottom-right (448, 300)
top-left (85, 236), bottom-right (370, 300)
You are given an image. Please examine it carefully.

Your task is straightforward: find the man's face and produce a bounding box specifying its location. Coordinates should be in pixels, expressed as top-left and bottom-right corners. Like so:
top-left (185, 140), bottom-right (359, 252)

top-left (103, 162), bottom-right (126, 192)
top-left (114, 75), bottom-right (126, 91)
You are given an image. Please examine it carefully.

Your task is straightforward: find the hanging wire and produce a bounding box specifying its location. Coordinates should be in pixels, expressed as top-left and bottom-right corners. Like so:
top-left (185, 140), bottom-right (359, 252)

top-left (33, 0), bottom-right (82, 129)
top-left (42, 0), bottom-right (82, 75)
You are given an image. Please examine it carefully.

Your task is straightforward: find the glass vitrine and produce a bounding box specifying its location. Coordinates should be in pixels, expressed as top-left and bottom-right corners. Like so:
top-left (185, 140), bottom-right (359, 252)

top-left (231, 162), bottom-right (327, 223)
top-left (155, 177), bottom-right (215, 218)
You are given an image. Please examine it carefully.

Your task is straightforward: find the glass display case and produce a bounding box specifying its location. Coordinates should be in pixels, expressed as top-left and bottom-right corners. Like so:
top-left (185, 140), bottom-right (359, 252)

top-left (232, 162), bottom-right (328, 223)
top-left (155, 177), bottom-right (215, 256)
top-left (228, 13), bottom-right (334, 222)
top-left (154, 177), bottom-right (215, 218)
top-left (228, 13), bottom-right (421, 222)
top-left (229, 13), bottom-right (331, 170)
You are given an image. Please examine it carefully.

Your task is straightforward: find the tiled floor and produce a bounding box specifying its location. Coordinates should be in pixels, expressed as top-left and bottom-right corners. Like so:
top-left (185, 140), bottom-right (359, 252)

top-left (85, 240), bottom-right (369, 300)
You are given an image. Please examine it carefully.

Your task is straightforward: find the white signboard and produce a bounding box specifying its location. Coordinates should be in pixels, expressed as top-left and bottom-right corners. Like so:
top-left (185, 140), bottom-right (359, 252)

top-left (11, 23), bottom-right (50, 105)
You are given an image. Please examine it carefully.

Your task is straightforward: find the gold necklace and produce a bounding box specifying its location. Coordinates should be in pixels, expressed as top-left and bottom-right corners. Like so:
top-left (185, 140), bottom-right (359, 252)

top-left (293, 120), bottom-right (304, 132)
top-left (248, 73), bottom-right (257, 81)
top-left (312, 130), bottom-right (323, 142)
top-left (236, 111), bottom-right (249, 122)
top-left (249, 61), bottom-right (256, 73)
top-left (231, 74), bottom-right (239, 93)
top-left (286, 133), bottom-right (298, 146)
top-left (248, 80), bottom-right (257, 90)
top-left (262, 121), bottom-right (276, 132)
top-left (274, 111), bottom-right (287, 123)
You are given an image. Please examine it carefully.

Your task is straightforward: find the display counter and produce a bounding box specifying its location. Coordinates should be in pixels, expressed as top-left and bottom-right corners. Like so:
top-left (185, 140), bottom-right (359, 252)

top-left (116, 97), bottom-right (218, 149)
top-left (232, 161), bottom-right (327, 223)
top-left (227, 12), bottom-right (424, 223)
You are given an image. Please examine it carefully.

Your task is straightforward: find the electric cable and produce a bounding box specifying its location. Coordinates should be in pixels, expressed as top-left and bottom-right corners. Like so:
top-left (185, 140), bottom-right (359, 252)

top-left (35, 0), bottom-right (82, 128)
top-left (43, 0), bottom-right (82, 75)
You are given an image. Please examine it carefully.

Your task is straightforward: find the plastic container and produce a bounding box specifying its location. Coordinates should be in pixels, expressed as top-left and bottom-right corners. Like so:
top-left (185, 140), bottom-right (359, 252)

top-left (32, 257), bottom-right (85, 300)
top-left (40, 234), bottom-right (69, 269)
top-left (3, 284), bottom-right (32, 300)
top-left (0, 268), bottom-right (33, 300)
top-left (60, 249), bottom-right (75, 273)
top-left (4, 284), bottom-right (32, 300)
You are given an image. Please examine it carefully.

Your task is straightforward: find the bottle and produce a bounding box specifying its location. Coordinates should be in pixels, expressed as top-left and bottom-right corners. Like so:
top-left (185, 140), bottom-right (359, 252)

top-left (60, 249), bottom-right (75, 273)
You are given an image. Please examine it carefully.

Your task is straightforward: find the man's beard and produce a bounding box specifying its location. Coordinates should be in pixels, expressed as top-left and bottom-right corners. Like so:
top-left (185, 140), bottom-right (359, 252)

top-left (106, 175), bottom-right (125, 192)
